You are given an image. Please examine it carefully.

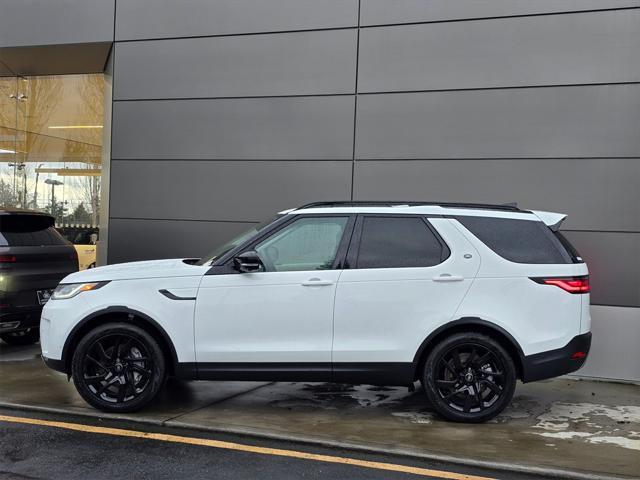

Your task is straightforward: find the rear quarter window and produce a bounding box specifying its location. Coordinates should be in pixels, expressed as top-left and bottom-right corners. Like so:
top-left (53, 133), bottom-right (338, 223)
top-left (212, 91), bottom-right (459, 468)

top-left (455, 216), bottom-right (572, 264)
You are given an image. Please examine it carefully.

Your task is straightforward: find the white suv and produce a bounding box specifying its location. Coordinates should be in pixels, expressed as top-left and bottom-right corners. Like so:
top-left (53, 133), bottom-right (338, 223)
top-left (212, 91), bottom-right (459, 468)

top-left (41, 202), bottom-right (591, 423)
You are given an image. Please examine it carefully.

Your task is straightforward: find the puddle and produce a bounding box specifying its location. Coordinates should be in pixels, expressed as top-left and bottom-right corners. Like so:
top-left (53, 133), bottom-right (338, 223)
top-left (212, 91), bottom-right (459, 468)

top-left (300, 383), bottom-right (409, 408)
top-left (530, 402), bottom-right (640, 451)
top-left (391, 411), bottom-right (434, 424)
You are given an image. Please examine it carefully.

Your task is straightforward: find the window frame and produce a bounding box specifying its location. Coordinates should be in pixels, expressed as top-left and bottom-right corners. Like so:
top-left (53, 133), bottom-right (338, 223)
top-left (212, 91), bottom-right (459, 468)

top-left (345, 214), bottom-right (451, 270)
top-left (206, 213), bottom-right (356, 275)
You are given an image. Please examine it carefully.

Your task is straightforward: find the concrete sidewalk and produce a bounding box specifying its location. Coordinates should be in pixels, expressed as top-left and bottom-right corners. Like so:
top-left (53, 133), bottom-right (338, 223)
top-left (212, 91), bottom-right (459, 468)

top-left (1, 343), bottom-right (638, 479)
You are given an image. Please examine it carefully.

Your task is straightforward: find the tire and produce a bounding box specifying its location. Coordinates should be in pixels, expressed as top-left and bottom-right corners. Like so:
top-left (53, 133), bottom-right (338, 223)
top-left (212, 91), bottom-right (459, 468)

top-left (71, 322), bottom-right (166, 413)
top-left (422, 332), bottom-right (516, 423)
top-left (1, 328), bottom-right (40, 345)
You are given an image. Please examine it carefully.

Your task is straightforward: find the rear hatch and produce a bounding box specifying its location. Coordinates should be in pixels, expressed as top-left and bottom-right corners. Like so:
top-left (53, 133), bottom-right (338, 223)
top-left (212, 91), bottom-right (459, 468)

top-left (0, 213), bottom-right (78, 308)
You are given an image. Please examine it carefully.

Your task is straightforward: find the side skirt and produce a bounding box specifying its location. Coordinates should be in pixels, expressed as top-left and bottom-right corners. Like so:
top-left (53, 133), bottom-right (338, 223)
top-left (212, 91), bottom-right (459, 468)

top-left (174, 362), bottom-right (415, 386)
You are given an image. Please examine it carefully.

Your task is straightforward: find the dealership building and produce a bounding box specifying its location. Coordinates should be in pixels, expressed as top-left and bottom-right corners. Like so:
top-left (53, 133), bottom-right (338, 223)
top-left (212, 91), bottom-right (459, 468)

top-left (0, 0), bottom-right (638, 382)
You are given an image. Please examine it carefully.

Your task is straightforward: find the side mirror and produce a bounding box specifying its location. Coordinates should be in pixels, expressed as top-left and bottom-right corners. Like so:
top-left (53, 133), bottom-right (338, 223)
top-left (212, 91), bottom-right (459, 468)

top-left (233, 250), bottom-right (263, 273)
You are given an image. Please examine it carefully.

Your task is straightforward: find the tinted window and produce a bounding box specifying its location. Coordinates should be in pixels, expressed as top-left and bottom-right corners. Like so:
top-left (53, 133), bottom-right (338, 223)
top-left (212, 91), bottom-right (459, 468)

top-left (356, 216), bottom-right (447, 269)
top-left (456, 216), bottom-right (571, 264)
top-left (554, 231), bottom-right (584, 263)
top-left (255, 216), bottom-right (349, 272)
top-left (0, 215), bottom-right (69, 247)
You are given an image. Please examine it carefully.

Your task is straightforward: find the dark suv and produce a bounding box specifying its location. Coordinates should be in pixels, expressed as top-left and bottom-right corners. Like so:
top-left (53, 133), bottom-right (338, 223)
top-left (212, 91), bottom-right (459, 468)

top-left (0, 209), bottom-right (78, 345)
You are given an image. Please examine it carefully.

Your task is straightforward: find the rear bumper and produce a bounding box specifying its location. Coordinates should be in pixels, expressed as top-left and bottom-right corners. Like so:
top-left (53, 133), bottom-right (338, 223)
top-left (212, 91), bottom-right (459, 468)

top-left (522, 332), bottom-right (592, 382)
top-left (0, 305), bottom-right (43, 333)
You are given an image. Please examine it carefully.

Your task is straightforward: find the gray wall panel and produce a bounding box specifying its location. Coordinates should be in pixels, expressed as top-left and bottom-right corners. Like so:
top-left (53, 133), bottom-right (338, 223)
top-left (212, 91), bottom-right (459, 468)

top-left (0, 0), bottom-right (114, 48)
top-left (114, 30), bottom-right (357, 100)
top-left (358, 10), bottom-right (640, 92)
top-left (116, 0), bottom-right (358, 41)
top-left (360, 0), bottom-right (640, 25)
top-left (355, 85), bottom-right (640, 159)
top-left (112, 96), bottom-right (355, 159)
top-left (578, 306), bottom-right (640, 382)
top-left (562, 232), bottom-right (640, 307)
top-left (352, 159), bottom-right (640, 232)
top-left (108, 218), bottom-right (255, 263)
top-left (109, 161), bottom-right (352, 222)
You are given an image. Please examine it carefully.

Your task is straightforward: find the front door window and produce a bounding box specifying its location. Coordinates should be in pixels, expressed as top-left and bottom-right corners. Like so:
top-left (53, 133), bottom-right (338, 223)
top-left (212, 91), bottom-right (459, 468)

top-left (255, 216), bottom-right (349, 272)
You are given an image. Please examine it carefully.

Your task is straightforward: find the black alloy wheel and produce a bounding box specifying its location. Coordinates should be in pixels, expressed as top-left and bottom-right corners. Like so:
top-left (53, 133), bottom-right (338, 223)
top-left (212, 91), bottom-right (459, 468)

top-left (423, 332), bottom-right (516, 423)
top-left (72, 323), bottom-right (165, 412)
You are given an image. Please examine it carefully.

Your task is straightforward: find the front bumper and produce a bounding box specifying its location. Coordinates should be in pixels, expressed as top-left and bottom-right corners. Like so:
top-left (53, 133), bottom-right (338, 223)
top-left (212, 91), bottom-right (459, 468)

top-left (42, 355), bottom-right (67, 374)
top-left (522, 332), bottom-right (592, 382)
top-left (0, 305), bottom-right (43, 333)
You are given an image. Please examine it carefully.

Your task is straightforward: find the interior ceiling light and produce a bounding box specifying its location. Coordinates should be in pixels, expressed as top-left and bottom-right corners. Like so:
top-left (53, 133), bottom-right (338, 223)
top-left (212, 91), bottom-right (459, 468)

top-left (0, 148), bottom-right (16, 154)
top-left (48, 125), bottom-right (103, 129)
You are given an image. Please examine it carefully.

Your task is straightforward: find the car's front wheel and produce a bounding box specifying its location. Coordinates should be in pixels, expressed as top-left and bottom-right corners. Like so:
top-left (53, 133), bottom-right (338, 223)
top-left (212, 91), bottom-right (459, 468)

top-left (71, 322), bottom-right (166, 412)
top-left (422, 332), bottom-right (516, 423)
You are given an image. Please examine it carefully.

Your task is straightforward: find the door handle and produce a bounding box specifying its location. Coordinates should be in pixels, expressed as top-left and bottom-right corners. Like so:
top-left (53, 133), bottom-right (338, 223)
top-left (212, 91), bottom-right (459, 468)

top-left (433, 274), bottom-right (464, 282)
top-left (302, 278), bottom-right (334, 286)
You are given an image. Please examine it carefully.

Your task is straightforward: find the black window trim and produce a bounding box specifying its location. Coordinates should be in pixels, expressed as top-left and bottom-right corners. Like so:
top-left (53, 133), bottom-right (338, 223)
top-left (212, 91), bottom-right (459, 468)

top-left (345, 214), bottom-right (451, 271)
top-left (206, 213), bottom-right (356, 275)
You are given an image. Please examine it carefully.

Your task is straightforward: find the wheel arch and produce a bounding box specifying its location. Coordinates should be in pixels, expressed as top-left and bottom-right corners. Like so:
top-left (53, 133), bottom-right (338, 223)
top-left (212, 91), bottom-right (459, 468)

top-left (61, 306), bottom-right (180, 377)
top-left (412, 317), bottom-right (525, 381)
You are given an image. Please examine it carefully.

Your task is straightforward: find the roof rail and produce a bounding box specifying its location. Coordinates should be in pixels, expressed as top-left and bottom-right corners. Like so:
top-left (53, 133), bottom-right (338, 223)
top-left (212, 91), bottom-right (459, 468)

top-left (295, 201), bottom-right (524, 212)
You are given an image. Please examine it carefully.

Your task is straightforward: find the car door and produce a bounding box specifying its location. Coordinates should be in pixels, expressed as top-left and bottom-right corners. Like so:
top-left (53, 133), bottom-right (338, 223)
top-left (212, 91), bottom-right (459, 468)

top-left (332, 215), bottom-right (480, 382)
top-left (194, 214), bottom-right (354, 380)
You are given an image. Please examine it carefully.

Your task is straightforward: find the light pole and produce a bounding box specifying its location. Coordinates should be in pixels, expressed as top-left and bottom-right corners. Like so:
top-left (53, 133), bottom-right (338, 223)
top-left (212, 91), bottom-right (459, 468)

top-left (33, 163), bottom-right (44, 209)
top-left (44, 178), bottom-right (63, 217)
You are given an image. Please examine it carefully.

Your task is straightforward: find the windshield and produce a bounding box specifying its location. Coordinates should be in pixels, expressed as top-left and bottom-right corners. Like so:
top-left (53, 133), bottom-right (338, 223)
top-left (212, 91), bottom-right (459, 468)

top-left (196, 215), bottom-right (282, 265)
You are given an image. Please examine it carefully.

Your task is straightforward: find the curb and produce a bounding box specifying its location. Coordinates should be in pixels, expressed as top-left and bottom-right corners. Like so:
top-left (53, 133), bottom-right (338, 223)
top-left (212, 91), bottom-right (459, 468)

top-left (0, 401), bottom-right (633, 480)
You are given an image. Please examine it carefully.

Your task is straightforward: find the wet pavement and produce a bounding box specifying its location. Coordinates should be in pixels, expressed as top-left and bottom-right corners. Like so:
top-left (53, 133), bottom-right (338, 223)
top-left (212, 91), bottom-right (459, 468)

top-left (1, 342), bottom-right (639, 479)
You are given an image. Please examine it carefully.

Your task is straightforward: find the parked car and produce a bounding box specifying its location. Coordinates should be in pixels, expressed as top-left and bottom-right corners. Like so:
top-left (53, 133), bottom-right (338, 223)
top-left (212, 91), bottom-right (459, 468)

top-left (58, 227), bottom-right (98, 270)
top-left (40, 202), bottom-right (591, 422)
top-left (0, 208), bottom-right (78, 345)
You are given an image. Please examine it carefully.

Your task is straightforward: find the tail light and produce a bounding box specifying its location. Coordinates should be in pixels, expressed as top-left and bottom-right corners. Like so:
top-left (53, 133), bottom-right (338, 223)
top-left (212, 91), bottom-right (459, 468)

top-left (0, 255), bottom-right (16, 263)
top-left (531, 275), bottom-right (590, 294)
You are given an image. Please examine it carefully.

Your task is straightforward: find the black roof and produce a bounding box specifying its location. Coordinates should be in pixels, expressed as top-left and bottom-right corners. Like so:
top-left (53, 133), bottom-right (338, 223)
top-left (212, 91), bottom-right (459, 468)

top-left (296, 201), bottom-right (525, 213)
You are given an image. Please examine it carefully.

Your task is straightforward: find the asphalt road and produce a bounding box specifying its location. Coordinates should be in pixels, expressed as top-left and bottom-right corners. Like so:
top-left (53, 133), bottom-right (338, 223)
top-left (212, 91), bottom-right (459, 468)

top-left (0, 408), bottom-right (552, 480)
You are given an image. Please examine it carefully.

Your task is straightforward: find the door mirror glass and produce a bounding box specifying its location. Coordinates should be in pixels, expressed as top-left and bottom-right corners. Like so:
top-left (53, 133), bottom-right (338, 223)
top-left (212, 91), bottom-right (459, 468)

top-left (233, 250), bottom-right (264, 273)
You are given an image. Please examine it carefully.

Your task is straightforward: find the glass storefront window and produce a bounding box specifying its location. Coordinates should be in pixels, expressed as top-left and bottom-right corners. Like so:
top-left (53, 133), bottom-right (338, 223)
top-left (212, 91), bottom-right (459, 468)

top-left (0, 74), bottom-right (105, 245)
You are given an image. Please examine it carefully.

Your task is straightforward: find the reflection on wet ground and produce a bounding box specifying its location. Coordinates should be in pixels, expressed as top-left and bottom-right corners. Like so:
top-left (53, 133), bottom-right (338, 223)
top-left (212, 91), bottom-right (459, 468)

top-left (1, 342), bottom-right (639, 477)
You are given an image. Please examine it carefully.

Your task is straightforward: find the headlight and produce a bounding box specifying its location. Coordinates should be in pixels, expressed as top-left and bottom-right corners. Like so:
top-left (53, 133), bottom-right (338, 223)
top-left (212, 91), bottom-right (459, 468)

top-left (51, 281), bottom-right (109, 300)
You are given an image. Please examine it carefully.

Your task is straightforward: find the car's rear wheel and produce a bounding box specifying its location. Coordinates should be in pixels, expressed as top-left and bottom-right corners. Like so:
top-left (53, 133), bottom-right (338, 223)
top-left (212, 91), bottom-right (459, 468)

top-left (71, 322), bottom-right (165, 412)
top-left (422, 332), bottom-right (516, 423)
top-left (1, 327), bottom-right (40, 345)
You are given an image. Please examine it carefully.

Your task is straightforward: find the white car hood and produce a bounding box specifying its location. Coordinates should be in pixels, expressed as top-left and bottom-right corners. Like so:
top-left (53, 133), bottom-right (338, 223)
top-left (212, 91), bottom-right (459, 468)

top-left (62, 258), bottom-right (205, 283)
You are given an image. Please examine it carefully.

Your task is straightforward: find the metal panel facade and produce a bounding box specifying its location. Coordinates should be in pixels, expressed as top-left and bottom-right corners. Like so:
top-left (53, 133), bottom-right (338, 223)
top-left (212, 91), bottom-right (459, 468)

top-left (2, 1), bottom-right (637, 311)
top-left (114, 30), bottom-right (357, 99)
top-left (115, 0), bottom-right (359, 40)
top-left (358, 10), bottom-right (640, 92)
top-left (0, 0), bottom-right (114, 48)
top-left (112, 96), bottom-right (355, 160)
top-left (109, 160), bottom-right (352, 222)
top-left (355, 85), bottom-right (640, 159)
top-left (360, 0), bottom-right (640, 25)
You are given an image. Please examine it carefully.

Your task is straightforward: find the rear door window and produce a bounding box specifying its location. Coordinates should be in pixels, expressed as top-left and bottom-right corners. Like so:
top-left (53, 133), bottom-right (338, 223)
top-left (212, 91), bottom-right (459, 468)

top-left (355, 216), bottom-right (449, 269)
top-left (455, 216), bottom-right (571, 264)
